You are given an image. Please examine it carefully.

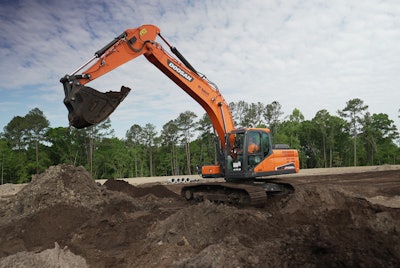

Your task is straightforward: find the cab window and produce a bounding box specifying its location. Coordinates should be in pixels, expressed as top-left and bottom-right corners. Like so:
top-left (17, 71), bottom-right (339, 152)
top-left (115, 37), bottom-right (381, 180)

top-left (262, 132), bottom-right (271, 157)
top-left (247, 132), bottom-right (261, 154)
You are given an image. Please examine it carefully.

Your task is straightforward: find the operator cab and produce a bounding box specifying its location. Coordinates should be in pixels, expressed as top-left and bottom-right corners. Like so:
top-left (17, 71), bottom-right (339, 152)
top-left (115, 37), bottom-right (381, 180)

top-left (225, 129), bottom-right (272, 180)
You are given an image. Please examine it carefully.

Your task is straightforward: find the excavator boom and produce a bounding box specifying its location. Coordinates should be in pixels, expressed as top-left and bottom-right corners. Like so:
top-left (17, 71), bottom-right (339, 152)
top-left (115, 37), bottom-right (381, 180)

top-left (60, 24), bottom-right (233, 149)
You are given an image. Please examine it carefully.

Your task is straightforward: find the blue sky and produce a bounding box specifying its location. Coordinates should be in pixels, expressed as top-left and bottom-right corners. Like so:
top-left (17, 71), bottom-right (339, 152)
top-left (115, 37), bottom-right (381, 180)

top-left (1, 0), bottom-right (399, 138)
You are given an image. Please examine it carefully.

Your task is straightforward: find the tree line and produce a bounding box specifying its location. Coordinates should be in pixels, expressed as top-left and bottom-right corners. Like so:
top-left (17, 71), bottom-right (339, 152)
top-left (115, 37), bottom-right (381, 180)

top-left (0, 99), bottom-right (399, 183)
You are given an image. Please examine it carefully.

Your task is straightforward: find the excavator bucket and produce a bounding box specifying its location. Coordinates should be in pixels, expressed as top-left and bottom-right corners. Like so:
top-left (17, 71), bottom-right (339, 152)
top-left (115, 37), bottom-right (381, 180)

top-left (61, 77), bottom-right (131, 128)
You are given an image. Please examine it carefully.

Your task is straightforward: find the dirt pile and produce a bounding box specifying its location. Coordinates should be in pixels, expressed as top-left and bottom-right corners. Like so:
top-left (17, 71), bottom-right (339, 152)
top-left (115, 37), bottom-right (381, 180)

top-left (104, 178), bottom-right (179, 198)
top-left (1, 165), bottom-right (108, 221)
top-left (0, 165), bottom-right (104, 266)
top-left (0, 164), bottom-right (183, 267)
top-left (127, 183), bottom-right (400, 267)
top-left (0, 242), bottom-right (87, 268)
top-left (0, 165), bottom-right (399, 267)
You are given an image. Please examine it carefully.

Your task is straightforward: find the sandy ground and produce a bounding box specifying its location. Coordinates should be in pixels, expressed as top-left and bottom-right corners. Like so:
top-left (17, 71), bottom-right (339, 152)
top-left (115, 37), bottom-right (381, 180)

top-left (0, 164), bottom-right (399, 267)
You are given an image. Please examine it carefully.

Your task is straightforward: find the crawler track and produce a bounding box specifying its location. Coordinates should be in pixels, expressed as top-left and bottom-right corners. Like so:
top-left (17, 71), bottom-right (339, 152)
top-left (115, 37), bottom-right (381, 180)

top-left (181, 182), bottom-right (268, 207)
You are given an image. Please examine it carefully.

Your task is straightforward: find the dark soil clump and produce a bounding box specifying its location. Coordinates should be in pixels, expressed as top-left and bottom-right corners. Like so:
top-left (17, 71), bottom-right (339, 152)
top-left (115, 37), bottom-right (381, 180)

top-left (0, 165), bottom-right (399, 267)
top-left (104, 178), bottom-right (180, 198)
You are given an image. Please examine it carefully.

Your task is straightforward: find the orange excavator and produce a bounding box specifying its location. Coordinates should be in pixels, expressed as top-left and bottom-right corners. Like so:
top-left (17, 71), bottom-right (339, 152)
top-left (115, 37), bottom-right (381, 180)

top-left (60, 24), bottom-right (299, 206)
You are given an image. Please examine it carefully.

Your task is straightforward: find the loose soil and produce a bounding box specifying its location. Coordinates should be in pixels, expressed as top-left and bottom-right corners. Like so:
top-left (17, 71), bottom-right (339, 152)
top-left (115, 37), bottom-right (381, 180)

top-left (0, 164), bottom-right (399, 267)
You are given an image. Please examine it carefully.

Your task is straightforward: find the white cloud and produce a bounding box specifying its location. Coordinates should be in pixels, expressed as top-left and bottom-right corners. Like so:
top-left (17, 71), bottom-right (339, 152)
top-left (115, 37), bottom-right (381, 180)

top-left (0, 0), bottom-right (399, 137)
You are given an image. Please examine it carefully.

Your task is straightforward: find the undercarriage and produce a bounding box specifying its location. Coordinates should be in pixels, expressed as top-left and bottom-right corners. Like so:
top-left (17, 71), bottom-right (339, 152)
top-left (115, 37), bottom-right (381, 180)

top-left (181, 181), bottom-right (294, 207)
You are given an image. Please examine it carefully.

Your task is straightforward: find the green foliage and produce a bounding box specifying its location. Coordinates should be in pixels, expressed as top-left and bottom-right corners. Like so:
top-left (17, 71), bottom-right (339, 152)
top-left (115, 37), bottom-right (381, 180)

top-left (46, 127), bottom-right (78, 165)
top-left (196, 114), bottom-right (216, 167)
top-left (263, 101), bottom-right (283, 136)
top-left (360, 112), bottom-right (399, 165)
top-left (1, 99), bottom-right (399, 183)
top-left (175, 111), bottom-right (197, 175)
top-left (3, 116), bottom-right (27, 151)
top-left (95, 137), bottom-right (130, 178)
top-left (0, 138), bottom-right (23, 184)
top-left (338, 98), bottom-right (369, 166)
top-left (2, 108), bottom-right (49, 181)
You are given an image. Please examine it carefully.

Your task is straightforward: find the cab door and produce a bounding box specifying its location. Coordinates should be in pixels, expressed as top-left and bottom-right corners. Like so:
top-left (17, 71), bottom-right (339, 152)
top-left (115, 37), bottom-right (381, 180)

top-left (225, 130), bottom-right (271, 180)
top-left (225, 131), bottom-right (246, 177)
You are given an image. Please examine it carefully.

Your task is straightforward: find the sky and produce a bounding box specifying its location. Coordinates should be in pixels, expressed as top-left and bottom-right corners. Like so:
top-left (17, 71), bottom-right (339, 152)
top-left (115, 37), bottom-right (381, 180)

top-left (1, 0), bottom-right (399, 139)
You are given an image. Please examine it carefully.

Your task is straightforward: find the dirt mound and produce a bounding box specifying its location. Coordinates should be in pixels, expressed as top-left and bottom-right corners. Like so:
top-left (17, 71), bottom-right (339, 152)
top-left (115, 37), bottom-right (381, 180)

top-left (0, 242), bottom-right (88, 268)
top-left (0, 166), bottom-right (399, 267)
top-left (1, 165), bottom-right (108, 222)
top-left (104, 179), bottom-right (179, 198)
top-left (0, 165), bottom-right (144, 266)
top-left (127, 188), bottom-right (400, 267)
top-left (274, 185), bottom-right (400, 267)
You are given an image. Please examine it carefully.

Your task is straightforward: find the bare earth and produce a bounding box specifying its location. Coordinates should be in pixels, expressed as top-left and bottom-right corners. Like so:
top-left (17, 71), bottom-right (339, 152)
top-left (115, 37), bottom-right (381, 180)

top-left (0, 164), bottom-right (399, 267)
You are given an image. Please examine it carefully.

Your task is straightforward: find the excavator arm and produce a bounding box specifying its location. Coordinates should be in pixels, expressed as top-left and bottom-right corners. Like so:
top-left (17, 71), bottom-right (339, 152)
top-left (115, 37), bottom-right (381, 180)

top-left (60, 24), bottom-right (233, 149)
